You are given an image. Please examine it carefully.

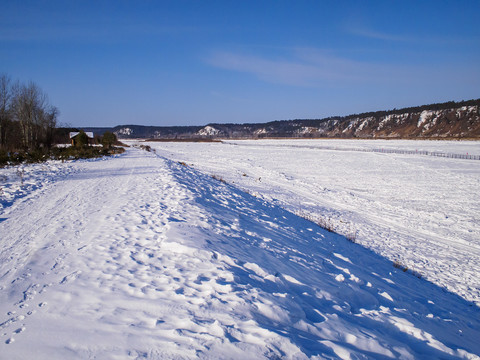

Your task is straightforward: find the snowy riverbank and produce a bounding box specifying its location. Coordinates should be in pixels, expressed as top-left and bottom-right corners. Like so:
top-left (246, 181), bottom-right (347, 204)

top-left (144, 139), bottom-right (480, 306)
top-left (1, 145), bottom-right (479, 359)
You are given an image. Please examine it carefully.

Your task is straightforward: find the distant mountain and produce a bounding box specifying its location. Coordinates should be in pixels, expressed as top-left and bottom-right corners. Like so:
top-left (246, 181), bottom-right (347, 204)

top-left (83, 99), bottom-right (480, 140)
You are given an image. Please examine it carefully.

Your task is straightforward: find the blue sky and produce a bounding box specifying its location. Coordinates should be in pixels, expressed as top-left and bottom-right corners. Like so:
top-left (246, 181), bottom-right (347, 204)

top-left (1, 1), bottom-right (479, 127)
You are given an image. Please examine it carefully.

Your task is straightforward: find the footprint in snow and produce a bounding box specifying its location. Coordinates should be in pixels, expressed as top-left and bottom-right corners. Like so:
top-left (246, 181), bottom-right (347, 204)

top-left (60, 271), bottom-right (81, 284)
top-left (0, 315), bottom-right (25, 330)
top-left (14, 327), bottom-right (25, 334)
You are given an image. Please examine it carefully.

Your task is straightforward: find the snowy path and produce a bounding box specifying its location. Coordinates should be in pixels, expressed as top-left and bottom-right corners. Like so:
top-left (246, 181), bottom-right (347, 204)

top-left (1, 148), bottom-right (480, 359)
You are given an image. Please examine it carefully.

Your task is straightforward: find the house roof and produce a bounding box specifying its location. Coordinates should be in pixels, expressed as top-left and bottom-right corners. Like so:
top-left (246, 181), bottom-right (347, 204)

top-left (69, 132), bottom-right (94, 139)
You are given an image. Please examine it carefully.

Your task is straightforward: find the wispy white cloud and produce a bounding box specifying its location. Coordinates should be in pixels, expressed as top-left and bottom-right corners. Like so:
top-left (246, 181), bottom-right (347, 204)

top-left (206, 46), bottom-right (480, 93)
top-left (347, 27), bottom-right (411, 42)
top-left (207, 51), bottom-right (325, 87)
top-left (206, 48), bottom-right (408, 88)
top-left (345, 24), bottom-right (479, 46)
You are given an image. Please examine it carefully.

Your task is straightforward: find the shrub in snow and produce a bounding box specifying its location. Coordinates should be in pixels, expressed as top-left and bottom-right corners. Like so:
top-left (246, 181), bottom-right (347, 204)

top-left (211, 174), bottom-right (227, 183)
top-left (393, 260), bottom-right (422, 278)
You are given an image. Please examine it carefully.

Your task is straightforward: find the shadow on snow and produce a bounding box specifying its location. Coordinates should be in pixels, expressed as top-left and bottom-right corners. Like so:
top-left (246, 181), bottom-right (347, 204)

top-left (164, 155), bottom-right (480, 359)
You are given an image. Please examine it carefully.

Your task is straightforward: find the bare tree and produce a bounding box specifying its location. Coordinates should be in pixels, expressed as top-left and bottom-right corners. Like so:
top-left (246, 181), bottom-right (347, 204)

top-left (10, 81), bottom-right (57, 149)
top-left (0, 74), bottom-right (12, 149)
top-left (43, 105), bottom-right (59, 149)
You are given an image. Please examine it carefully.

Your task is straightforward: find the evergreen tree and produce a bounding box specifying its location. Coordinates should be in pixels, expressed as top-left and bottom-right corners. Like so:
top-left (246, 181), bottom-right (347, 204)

top-left (101, 131), bottom-right (116, 148)
top-left (76, 130), bottom-right (89, 147)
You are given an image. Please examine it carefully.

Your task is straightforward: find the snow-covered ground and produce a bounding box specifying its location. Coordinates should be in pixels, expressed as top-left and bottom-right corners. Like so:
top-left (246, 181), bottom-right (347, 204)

top-left (144, 139), bottom-right (480, 306)
top-left (1, 144), bottom-right (479, 359)
top-left (0, 161), bottom-right (78, 211)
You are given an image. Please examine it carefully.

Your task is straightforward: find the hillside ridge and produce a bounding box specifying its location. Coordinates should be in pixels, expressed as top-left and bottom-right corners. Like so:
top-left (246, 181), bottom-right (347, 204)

top-left (82, 99), bottom-right (480, 139)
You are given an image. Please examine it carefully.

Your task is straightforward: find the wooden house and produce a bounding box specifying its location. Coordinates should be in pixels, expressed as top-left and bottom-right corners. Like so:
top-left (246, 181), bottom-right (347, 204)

top-left (69, 132), bottom-right (94, 146)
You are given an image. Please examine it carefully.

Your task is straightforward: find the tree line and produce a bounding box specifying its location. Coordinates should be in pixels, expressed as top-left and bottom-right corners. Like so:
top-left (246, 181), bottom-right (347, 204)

top-left (0, 74), bottom-right (58, 151)
top-left (310, 98), bottom-right (480, 124)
